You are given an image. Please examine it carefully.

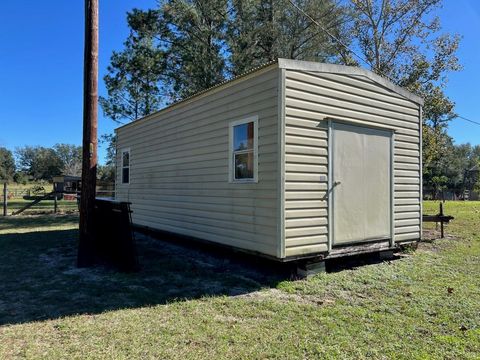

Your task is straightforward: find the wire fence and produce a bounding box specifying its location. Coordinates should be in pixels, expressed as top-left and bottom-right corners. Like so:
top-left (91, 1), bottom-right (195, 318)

top-left (1, 183), bottom-right (115, 216)
top-left (423, 188), bottom-right (480, 201)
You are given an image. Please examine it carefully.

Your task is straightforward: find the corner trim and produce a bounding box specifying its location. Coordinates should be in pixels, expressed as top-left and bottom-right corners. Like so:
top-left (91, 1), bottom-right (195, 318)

top-left (419, 106), bottom-right (423, 241)
top-left (390, 131), bottom-right (395, 247)
top-left (277, 68), bottom-right (286, 259)
top-left (327, 119), bottom-right (333, 252)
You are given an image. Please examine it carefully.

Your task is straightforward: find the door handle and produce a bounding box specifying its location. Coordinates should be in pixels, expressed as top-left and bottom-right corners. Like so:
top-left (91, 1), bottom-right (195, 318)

top-left (333, 181), bottom-right (341, 187)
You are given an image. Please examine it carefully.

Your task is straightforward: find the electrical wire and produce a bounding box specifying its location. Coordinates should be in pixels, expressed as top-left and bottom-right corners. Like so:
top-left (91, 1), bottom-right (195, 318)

top-left (287, 0), bottom-right (395, 82)
top-left (456, 115), bottom-right (480, 127)
top-left (288, 0), bottom-right (479, 129)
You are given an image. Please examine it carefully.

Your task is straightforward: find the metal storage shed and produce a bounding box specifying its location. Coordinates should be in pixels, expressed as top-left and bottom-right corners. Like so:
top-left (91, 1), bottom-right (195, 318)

top-left (115, 59), bottom-right (423, 261)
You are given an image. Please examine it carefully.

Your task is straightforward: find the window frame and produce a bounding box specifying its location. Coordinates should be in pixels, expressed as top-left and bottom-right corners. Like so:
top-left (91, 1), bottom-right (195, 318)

top-left (228, 116), bottom-right (258, 183)
top-left (121, 148), bottom-right (130, 185)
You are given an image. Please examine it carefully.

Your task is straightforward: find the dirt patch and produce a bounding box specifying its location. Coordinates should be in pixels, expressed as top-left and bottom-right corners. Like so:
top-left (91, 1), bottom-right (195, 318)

top-left (417, 229), bottom-right (460, 255)
top-left (422, 228), bottom-right (458, 242)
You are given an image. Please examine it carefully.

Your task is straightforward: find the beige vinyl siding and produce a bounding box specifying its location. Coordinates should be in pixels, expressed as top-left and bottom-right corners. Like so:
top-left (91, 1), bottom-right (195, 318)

top-left (116, 67), bottom-right (279, 257)
top-left (283, 69), bottom-right (421, 257)
top-left (284, 93), bottom-right (329, 256)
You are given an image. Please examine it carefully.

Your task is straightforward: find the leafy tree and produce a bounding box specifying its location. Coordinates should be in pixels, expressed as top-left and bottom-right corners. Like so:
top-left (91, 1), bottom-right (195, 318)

top-left (449, 143), bottom-right (480, 196)
top-left (227, 0), bottom-right (350, 75)
top-left (15, 146), bottom-right (63, 181)
top-left (422, 126), bottom-right (452, 198)
top-left (105, 1), bottom-right (463, 197)
top-left (98, 134), bottom-right (117, 183)
top-left (13, 171), bottom-right (28, 185)
top-left (423, 135), bottom-right (480, 199)
top-left (99, 27), bottom-right (166, 122)
top-left (0, 147), bottom-right (15, 181)
top-left (15, 146), bottom-right (36, 176)
top-left (347, 0), bottom-right (461, 193)
top-left (473, 164), bottom-right (480, 195)
top-left (97, 165), bottom-right (116, 183)
top-left (53, 143), bottom-right (82, 177)
top-left (348, 0), bottom-right (461, 118)
top-left (100, 134), bottom-right (117, 166)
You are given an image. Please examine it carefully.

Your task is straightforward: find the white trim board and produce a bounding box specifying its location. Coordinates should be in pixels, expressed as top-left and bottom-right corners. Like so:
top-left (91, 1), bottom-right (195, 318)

top-left (277, 68), bottom-right (286, 258)
top-left (228, 115), bottom-right (259, 183)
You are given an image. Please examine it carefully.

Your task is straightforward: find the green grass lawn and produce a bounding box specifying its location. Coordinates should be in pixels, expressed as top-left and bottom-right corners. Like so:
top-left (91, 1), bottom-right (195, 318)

top-left (0, 201), bottom-right (479, 359)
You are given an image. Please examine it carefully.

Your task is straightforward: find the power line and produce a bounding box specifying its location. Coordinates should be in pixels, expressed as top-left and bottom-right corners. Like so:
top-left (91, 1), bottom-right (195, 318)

top-left (112, 119), bottom-right (125, 125)
top-left (288, 0), bottom-right (480, 130)
top-left (287, 0), bottom-right (395, 82)
top-left (456, 115), bottom-right (480, 127)
top-left (288, 0), bottom-right (369, 68)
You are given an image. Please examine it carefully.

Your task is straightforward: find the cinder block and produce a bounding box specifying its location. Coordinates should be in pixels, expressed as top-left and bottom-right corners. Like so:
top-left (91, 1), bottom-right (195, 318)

top-left (297, 260), bottom-right (326, 278)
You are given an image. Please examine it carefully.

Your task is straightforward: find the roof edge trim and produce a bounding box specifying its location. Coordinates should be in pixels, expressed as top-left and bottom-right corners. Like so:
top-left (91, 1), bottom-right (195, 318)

top-left (115, 61), bottom-right (279, 132)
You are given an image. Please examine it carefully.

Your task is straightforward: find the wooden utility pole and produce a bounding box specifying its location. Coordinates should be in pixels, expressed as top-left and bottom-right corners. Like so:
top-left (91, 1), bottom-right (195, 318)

top-left (78, 0), bottom-right (99, 267)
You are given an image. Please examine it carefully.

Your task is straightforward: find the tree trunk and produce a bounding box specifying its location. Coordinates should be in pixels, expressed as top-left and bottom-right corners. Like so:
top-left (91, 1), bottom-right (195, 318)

top-left (78, 0), bottom-right (99, 267)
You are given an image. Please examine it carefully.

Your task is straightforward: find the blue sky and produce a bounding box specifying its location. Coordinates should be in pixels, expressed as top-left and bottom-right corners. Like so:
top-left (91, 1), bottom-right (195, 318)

top-left (0, 1), bottom-right (479, 164)
top-left (0, 0), bottom-right (157, 164)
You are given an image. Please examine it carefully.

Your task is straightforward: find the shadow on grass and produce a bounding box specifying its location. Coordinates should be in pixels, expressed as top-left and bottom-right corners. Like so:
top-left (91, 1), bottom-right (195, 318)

top-left (0, 214), bottom-right (78, 230)
top-left (0, 215), bottom-right (406, 326)
top-left (0, 225), bottom-right (292, 326)
top-left (326, 252), bottom-right (404, 273)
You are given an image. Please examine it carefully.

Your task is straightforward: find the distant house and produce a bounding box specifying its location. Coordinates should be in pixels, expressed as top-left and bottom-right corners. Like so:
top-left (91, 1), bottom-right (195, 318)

top-left (114, 59), bottom-right (423, 261)
top-left (52, 175), bottom-right (81, 194)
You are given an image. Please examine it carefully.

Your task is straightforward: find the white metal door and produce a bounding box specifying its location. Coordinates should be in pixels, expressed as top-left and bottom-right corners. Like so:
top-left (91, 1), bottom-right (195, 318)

top-left (332, 122), bottom-right (392, 245)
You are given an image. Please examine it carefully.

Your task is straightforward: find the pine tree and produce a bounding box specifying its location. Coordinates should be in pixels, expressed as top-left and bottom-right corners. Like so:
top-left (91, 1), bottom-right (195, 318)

top-left (163, 0), bottom-right (229, 99)
top-left (227, 0), bottom-right (350, 75)
top-left (99, 29), bottom-right (166, 122)
top-left (129, 1), bottom-right (229, 101)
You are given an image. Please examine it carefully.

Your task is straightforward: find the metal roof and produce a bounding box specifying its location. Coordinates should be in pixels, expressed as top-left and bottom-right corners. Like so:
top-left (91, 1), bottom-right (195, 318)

top-left (116, 60), bottom-right (278, 131)
top-left (116, 58), bottom-right (423, 131)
